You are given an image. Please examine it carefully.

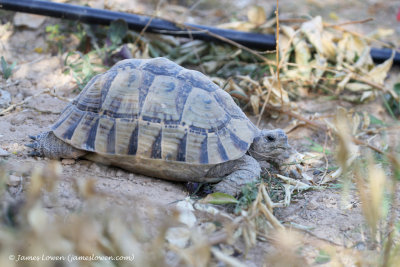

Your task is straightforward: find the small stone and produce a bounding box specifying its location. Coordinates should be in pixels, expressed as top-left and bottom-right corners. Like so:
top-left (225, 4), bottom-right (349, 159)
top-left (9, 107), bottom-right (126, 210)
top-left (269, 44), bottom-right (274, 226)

top-left (115, 170), bottom-right (124, 177)
top-left (107, 169), bottom-right (116, 177)
top-left (0, 148), bottom-right (10, 157)
top-left (7, 175), bottom-right (21, 186)
top-left (0, 89), bottom-right (11, 109)
top-left (354, 242), bottom-right (366, 251)
top-left (9, 127), bottom-right (16, 132)
top-left (164, 187), bottom-right (169, 191)
top-left (13, 13), bottom-right (46, 29)
top-left (61, 159), bottom-right (75, 165)
top-left (306, 198), bottom-right (319, 210)
top-left (340, 225), bottom-right (351, 231)
top-left (78, 160), bottom-right (92, 168)
top-left (128, 173), bottom-right (134, 180)
top-left (10, 116), bottom-right (25, 126)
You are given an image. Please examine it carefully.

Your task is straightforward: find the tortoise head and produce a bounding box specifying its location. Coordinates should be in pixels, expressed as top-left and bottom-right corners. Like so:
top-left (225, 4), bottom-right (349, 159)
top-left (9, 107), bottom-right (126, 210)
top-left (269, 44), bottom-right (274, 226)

top-left (248, 129), bottom-right (291, 164)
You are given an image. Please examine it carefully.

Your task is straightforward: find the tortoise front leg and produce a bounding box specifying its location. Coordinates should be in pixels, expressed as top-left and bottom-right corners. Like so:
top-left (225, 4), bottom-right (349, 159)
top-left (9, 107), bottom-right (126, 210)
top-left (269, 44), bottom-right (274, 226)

top-left (26, 131), bottom-right (86, 159)
top-left (208, 155), bottom-right (261, 196)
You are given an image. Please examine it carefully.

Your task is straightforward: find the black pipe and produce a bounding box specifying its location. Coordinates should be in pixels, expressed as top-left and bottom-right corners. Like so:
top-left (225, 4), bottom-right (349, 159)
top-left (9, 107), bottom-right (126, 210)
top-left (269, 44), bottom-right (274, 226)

top-left (0, 0), bottom-right (276, 49)
top-left (0, 0), bottom-right (399, 64)
top-left (370, 47), bottom-right (399, 64)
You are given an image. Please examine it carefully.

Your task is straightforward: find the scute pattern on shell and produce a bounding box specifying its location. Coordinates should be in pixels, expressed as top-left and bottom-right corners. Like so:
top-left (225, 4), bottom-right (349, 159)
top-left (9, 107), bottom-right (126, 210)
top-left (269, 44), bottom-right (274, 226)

top-left (52, 57), bottom-right (258, 164)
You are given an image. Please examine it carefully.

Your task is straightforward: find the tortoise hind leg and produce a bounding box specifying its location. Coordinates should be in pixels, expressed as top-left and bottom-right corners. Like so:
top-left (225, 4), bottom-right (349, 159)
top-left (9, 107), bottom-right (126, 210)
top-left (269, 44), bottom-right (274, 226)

top-left (207, 155), bottom-right (261, 196)
top-left (26, 131), bottom-right (86, 159)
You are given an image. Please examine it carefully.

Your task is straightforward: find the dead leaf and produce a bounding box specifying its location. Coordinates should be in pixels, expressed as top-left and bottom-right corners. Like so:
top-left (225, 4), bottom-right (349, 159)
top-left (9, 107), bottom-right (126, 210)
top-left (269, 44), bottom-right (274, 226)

top-left (34, 47), bottom-right (44, 54)
top-left (282, 25), bottom-right (311, 79)
top-left (217, 21), bottom-right (255, 31)
top-left (176, 198), bottom-right (197, 227)
top-left (337, 32), bottom-right (367, 65)
top-left (247, 6), bottom-right (266, 26)
top-left (368, 28), bottom-right (395, 40)
top-left (360, 90), bottom-right (375, 102)
top-left (262, 77), bottom-right (290, 107)
top-left (320, 30), bottom-right (337, 60)
top-left (329, 12), bottom-right (339, 21)
top-left (166, 227), bottom-right (191, 248)
top-left (301, 16), bottom-right (324, 56)
top-left (367, 50), bottom-right (394, 84)
top-left (345, 82), bottom-right (372, 92)
top-left (250, 95), bottom-right (260, 115)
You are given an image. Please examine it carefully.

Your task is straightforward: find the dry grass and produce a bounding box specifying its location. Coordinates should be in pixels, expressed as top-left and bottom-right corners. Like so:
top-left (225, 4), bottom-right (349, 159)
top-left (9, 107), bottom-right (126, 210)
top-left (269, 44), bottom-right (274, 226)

top-left (0, 1), bottom-right (399, 266)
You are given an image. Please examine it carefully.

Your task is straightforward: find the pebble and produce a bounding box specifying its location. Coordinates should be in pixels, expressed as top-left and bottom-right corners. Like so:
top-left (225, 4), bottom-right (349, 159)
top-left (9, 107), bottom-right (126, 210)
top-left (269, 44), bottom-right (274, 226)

top-left (7, 175), bottom-right (21, 186)
top-left (0, 148), bottom-right (10, 157)
top-left (13, 12), bottom-right (46, 29)
top-left (340, 225), bottom-right (351, 231)
top-left (90, 163), bottom-right (102, 173)
top-left (0, 89), bottom-right (11, 109)
top-left (354, 242), bottom-right (366, 251)
top-left (9, 127), bottom-right (16, 132)
top-left (115, 170), bottom-right (124, 177)
top-left (78, 160), bottom-right (92, 168)
top-left (10, 116), bottom-right (25, 126)
top-left (306, 198), bottom-right (319, 210)
top-left (107, 169), bottom-right (116, 177)
top-left (61, 159), bottom-right (76, 165)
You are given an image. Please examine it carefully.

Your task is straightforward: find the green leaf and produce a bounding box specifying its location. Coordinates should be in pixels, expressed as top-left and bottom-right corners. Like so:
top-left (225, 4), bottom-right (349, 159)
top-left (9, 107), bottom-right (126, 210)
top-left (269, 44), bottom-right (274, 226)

top-left (314, 250), bottom-right (331, 264)
top-left (81, 55), bottom-right (93, 77)
top-left (229, 90), bottom-right (248, 98)
top-left (306, 137), bottom-right (331, 154)
top-left (201, 192), bottom-right (238, 205)
top-left (394, 82), bottom-right (400, 94)
top-left (108, 19), bottom-right (128, 45)
top-left (148, 43), bottom-right (160, 58)
top-left (368, 114), bottom-right (385, 126)
top-left (1, 56), bottom-right (15, 79)
top-left (395, 168), bottom-right (400, 182)
top-left (1, 56), bottom-right (7, 73)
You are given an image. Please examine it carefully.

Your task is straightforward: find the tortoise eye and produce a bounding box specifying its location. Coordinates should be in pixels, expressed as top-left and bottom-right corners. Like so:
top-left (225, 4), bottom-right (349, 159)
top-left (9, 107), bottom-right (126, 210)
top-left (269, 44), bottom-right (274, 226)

top-left (266, 135), bottom-right (276, 142)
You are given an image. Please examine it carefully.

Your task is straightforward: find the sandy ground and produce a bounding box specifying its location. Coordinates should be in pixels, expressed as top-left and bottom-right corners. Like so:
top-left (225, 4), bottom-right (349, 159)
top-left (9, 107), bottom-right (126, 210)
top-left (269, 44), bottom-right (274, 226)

top-left (0, 0), bottom-right (399, 266)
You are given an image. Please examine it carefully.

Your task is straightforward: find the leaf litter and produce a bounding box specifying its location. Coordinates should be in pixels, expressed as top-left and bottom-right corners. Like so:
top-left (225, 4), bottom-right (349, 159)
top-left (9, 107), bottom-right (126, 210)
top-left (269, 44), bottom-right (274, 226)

top-left (0, 0), bottom-right (399, 266)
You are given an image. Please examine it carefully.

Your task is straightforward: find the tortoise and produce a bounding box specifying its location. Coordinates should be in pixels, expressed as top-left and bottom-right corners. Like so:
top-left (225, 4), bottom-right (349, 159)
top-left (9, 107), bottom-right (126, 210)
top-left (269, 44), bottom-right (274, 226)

top-left (26, 57), bottom-right (291, 196)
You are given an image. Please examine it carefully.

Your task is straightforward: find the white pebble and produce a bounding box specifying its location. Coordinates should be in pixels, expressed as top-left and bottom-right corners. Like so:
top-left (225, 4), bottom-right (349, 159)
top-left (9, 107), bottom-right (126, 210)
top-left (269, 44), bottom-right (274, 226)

top-left (61, 158), bottom-right (76, 165)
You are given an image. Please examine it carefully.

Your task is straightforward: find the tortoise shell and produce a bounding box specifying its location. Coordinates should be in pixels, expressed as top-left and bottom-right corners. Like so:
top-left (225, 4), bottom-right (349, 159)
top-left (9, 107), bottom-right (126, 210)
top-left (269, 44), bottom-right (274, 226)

top-left (52, 57), bottom-right (258, 165)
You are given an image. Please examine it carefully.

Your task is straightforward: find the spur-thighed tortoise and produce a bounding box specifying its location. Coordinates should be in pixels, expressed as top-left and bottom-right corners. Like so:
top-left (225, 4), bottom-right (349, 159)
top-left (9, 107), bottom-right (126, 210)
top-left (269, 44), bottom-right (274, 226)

top-left (27, 57), bottom-right (291, 196)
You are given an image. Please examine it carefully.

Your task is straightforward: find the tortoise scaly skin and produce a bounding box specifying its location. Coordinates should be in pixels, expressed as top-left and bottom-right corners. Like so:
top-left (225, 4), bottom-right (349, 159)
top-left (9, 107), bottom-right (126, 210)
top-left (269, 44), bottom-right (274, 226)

top-left (27, 57), bottom-right (291, 196)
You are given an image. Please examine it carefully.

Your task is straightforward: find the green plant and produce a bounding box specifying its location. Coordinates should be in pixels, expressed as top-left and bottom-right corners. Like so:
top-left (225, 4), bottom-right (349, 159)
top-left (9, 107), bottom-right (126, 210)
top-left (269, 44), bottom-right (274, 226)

top-left (383, 83), bottom-right (400, 118)
top-left (46, 24), bottom-right (66, 54)
top-left (0, 56), bottom-right (16, 79)
top-left (107, 19), bottom-right (128, 46)
top-left (64, 52), bottom-right (101, 91)
top-left (234, 182), bottom-right (258, 213)
top-left (306, 137), bottom-right (331, 154)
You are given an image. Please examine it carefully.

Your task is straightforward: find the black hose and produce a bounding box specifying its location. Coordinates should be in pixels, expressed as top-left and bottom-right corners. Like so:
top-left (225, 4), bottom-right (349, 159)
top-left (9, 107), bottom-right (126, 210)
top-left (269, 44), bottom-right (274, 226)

top-left (0, 0), bottom-right (399, 64)
top-left (0, 0), bottom-right (276, 49)
top-left (370, 48), bottom-right (399, 64)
